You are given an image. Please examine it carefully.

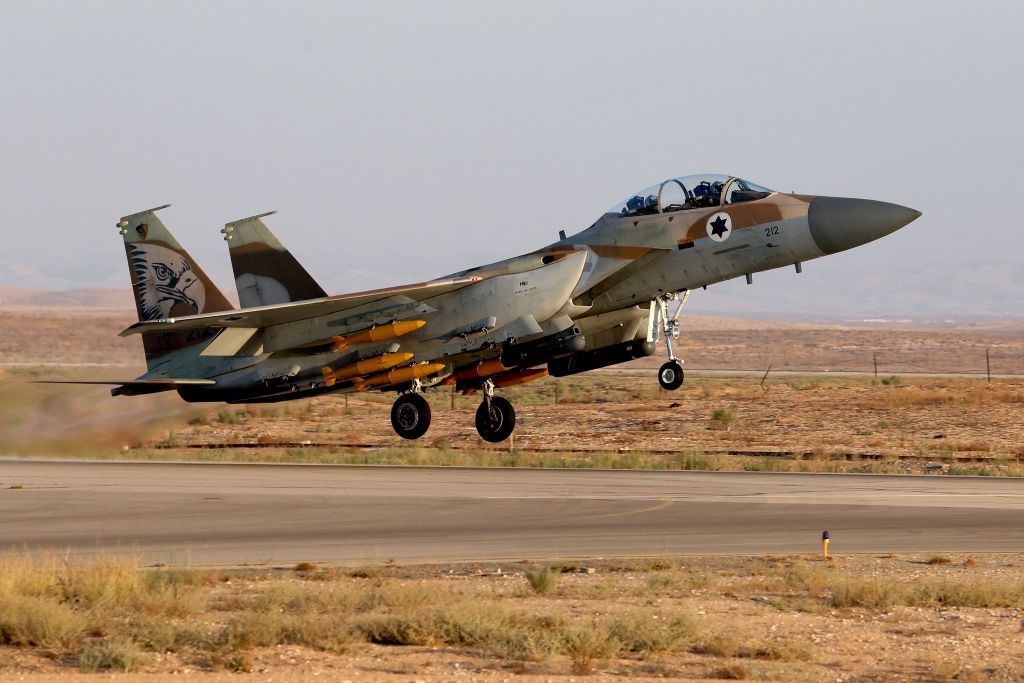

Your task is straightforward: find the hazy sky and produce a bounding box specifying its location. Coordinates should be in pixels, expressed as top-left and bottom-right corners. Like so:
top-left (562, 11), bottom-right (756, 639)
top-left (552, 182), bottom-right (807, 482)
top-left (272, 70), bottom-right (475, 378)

top-left (1, 1), bottom-right (1022, 313)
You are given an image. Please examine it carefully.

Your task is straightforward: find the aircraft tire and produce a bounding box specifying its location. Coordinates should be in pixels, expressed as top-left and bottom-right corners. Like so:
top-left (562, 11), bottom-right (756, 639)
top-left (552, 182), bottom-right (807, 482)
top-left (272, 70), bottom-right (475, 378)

top-left (475, 396), bottom-right (516, 443)
top-left (391, 393), bottom-right (432, 440)
top-left (658, 361), bottom-right (684, 391)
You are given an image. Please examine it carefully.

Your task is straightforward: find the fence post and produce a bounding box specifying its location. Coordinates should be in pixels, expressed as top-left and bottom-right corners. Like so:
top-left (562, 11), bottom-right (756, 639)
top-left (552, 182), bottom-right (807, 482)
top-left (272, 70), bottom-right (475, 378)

top-left (760, 363), bottom-right (773, 392)
top-left (873, 353), bottom-right (878, 379)
top-left (986, 348), bottom-right (991, 384)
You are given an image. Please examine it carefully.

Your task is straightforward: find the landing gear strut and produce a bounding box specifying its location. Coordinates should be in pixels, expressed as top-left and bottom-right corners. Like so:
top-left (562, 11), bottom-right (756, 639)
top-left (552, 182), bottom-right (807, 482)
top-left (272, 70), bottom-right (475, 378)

top-left (475, 380), bottom-right (516, 443)
top-left (651, 290), bottom-right (689, 391)
top-left (391, 392), bottom-right (431, 440)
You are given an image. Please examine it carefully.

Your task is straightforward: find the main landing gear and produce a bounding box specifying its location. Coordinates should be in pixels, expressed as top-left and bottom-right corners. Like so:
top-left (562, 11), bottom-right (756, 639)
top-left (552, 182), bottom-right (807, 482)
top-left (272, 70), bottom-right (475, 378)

top-left (651, 290), bottom-right (690, 391)
top-left (475, 380), bottom-right (515, 443)
top-left (388, 378), bottom-right (518, 443)
top-left (391, 392), bottom-right (431, 440)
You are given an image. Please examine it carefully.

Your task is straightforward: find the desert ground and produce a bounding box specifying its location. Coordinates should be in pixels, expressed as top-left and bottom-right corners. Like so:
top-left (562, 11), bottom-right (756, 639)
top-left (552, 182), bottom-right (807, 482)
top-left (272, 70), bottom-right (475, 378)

top-left (2, 307), bottom-right (1024, 680)
top-left (2, 307), bottom-right (1024, 473)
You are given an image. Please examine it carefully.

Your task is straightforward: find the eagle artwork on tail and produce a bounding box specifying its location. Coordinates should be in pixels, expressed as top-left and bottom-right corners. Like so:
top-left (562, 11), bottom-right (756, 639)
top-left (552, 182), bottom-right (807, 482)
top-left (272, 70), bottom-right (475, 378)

top-left (127, 243), bottom-right (206, 320)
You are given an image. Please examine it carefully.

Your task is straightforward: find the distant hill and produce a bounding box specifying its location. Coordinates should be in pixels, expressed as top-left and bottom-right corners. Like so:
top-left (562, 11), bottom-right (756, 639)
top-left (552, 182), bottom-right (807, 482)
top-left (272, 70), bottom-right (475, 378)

top-left (0, 285), bottom-right (134, 309)
top-left (685, 260), bottom-right (1024, 322)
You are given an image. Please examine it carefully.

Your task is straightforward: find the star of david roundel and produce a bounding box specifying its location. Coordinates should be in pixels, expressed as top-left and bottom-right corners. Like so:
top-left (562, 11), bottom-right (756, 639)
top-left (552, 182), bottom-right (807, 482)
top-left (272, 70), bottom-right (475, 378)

top-left (705, 212), bottom-right (732, 242)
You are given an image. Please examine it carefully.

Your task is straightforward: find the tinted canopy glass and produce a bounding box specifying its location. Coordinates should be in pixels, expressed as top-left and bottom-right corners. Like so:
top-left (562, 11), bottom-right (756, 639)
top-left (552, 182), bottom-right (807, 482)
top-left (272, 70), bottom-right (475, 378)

top-left (605, 174), bottom-right (773, 218)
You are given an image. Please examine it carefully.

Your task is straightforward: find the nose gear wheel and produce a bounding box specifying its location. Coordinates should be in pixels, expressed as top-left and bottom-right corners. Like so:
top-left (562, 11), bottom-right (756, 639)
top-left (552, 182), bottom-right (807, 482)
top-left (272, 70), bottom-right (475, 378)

top-left (658, 360), bottom-right (684, 390)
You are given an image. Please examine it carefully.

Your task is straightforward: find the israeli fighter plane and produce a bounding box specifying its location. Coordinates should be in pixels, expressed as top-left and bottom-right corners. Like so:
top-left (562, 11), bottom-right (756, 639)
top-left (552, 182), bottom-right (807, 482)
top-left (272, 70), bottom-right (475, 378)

top-left (66, 174), bottom-right (920, 442)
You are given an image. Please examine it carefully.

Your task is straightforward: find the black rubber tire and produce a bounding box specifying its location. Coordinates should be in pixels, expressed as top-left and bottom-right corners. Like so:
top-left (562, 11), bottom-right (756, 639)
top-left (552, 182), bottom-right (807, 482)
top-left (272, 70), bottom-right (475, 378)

top-left (658, 361), bottom-right (684, 390)
top-left (391, 393), bottom-right (432, 440)
top-left (475, 396), bottom-right (516, 443)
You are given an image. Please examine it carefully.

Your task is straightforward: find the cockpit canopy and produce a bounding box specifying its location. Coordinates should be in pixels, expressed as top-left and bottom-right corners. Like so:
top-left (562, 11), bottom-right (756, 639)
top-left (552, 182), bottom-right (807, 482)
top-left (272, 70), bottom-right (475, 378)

top-left (606, 174), bottom-right (774, 218)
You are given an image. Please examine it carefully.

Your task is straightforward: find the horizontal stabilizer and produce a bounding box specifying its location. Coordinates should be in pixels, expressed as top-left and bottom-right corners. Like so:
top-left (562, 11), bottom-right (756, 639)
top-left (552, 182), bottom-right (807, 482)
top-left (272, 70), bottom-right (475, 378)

top-left (36, 378), bottom-right (216, 397)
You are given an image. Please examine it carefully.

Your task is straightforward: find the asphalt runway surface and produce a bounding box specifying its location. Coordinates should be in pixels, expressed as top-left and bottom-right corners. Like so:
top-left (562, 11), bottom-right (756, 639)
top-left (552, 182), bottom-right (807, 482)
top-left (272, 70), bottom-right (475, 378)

top-left (2, 460), bottom-right (1023, 566)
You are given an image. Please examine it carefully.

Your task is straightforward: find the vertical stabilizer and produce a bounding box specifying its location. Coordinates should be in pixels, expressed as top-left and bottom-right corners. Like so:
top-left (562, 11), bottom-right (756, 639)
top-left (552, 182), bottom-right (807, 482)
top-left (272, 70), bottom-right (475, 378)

top-left (117, 205), bottom-right (233, 365)
top-left (222, 211), bottom-right (327, 308)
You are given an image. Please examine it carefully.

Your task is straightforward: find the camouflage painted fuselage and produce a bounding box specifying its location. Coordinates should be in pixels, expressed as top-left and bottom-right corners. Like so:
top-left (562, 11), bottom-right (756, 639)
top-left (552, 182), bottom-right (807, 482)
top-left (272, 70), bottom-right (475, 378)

top-left (117, 176), bottom-right (919, 403)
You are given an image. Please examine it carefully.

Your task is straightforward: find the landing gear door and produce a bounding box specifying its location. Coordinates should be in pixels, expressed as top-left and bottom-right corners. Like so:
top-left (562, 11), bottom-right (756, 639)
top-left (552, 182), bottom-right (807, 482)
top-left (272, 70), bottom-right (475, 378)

top-left (646, 300), bottom-right (660, 343)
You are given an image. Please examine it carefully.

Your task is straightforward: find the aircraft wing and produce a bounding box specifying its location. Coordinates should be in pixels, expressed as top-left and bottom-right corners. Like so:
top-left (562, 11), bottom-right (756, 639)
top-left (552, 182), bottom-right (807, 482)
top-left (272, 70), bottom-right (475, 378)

top-left (119, 276), bottom-right (480, 337)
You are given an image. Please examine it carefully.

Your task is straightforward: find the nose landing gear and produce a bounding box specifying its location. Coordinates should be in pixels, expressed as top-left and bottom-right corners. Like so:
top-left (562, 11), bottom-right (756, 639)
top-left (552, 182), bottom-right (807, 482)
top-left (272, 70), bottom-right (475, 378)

top-left (658, 360), bottom-right (684, 390)
top-left (475, 379), bottom-right (516, 443)
top-left (650, 290), bottom-right (689, 391)
top-left (391, 391), bottom-right (432, 440)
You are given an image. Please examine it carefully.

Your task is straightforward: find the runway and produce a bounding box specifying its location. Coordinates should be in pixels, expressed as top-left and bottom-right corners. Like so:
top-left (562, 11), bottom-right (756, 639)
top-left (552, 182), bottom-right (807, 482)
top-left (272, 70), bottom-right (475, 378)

top-left (1, 460), bottom-right (1023, 566)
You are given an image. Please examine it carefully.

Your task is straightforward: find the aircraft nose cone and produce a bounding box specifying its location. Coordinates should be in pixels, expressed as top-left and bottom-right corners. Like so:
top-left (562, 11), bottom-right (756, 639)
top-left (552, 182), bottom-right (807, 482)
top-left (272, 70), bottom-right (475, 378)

top-left (807, 196), bottom-right (921, 255)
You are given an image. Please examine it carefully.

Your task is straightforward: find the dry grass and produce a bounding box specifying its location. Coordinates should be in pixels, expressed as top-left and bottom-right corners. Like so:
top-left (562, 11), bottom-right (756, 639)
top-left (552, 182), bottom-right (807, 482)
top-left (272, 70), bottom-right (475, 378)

top-left (0, 554), bottom-right (709, 669)
top-left (0, 553), bottom-right (769, 676)
top-left (779, 559), bottom-right (1024, 610)
top-left (4, 553), bottom-right (1024, 678)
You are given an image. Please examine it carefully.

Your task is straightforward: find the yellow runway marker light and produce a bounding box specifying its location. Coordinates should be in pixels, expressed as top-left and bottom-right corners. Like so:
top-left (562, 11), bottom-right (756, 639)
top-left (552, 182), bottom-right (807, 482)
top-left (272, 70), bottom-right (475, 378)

top-left (822, 530), bottom-right (830, 558)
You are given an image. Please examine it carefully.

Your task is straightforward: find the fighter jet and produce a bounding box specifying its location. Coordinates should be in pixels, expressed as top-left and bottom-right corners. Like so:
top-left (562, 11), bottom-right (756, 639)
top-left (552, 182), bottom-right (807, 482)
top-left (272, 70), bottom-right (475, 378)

top-left (62, 174), bottom-right (920, 442)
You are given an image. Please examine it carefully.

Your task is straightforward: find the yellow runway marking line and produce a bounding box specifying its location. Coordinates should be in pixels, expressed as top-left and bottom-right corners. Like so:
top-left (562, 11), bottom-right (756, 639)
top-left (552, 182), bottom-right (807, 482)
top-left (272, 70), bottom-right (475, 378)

top-left (583, 496), bottom-right (675, 521)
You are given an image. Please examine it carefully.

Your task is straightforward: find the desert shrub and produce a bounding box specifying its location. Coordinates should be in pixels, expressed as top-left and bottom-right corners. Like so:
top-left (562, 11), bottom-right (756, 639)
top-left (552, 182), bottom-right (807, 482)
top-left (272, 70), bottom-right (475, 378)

top-left (825, 575), bottom-right (1024, 609)
top-left (214, 612), bottom-right (354, 653)
top-left (909, 578), bottom-right (1024, 608)
top-left (359, 582), bottom-right (441, 611)
top-left (646, 569), bottom-right (717, 594)
top-left (709, 408), bottom-right (736, 430)
top-left (0, 595), bottom-right (86, 648)
top-left (880, 375), bottom-right (902, 386)
top-left (129, 618), bottom-right (206, 653)
top-left (524, 566), bottom-right (559, 595)
top-left (671, 451), bottom-right (725, 471)
top-left (608, 610), bottom-right (699, 656)
top-left (750, 639), bottom-right (814, 661)
top-left (827, 576), bottom-right (902, 609)
top-left (698, 629), bottom-right (744, 657)
top-left (78, 637), bottom-right (147, 673)
top-left (712, 663), bottom-right (751, 679)
top-left (251, 580), bottom-right (360, 615)
top-left (355, 610), bottom-right (442, 646)
top-left (446, 606), bottom-right (565, 660)
top-left (348, 564), bottom-right (385, 579)
top-left (563, 622), bottom-right (621, 674)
